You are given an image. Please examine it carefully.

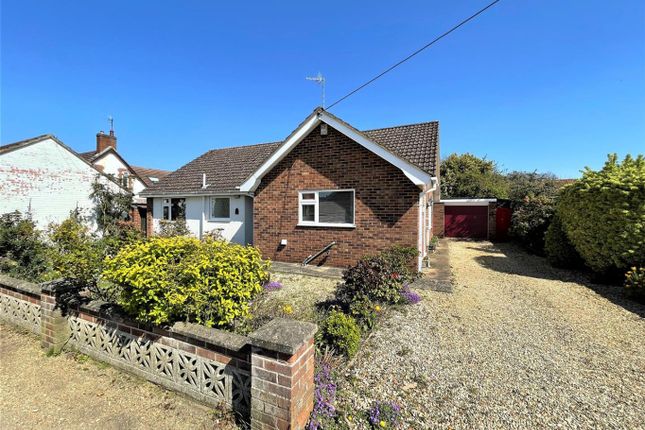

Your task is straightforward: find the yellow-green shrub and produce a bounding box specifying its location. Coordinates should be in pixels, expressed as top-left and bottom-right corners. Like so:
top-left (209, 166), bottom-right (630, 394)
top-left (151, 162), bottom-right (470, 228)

top-left (102, 236), bottom-right (270, 327)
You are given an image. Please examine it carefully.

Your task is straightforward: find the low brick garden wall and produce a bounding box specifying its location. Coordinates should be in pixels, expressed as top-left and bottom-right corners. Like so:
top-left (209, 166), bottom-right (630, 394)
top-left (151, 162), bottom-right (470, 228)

top-left (0, 274), bottom-right (316, 430)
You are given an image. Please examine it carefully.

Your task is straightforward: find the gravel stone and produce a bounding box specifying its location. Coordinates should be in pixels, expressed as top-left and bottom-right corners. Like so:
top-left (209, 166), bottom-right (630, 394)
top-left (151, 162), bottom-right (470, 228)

top-left (337, 240), bottom-right (645, 429)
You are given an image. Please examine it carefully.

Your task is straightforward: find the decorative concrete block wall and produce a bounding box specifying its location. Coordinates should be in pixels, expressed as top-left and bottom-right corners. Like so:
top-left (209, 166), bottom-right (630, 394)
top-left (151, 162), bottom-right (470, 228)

top-left (0, 275), bottom-right (41, 334)
top-left (0, 275), bottom-right (316, 429)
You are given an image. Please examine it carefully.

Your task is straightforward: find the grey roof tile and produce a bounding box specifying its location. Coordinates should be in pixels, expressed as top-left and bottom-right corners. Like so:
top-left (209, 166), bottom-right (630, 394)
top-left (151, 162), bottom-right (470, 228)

top-left (141, 118), bottom-right (439, 196)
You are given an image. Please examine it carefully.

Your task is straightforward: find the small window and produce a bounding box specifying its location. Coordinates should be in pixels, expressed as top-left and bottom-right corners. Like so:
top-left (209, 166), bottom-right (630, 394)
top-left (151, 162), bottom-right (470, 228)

top-left (120, 173), bottom-right (130, 189)
top-left (162, 198), bottom-right (185, 221)
top-left (298, 190), bottom-right (355, 227)
top-left (211, 197), bottom-right (231, 219)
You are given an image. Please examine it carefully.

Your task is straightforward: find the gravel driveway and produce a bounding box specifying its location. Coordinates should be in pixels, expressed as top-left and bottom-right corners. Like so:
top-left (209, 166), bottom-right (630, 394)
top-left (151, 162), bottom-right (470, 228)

top-left (0, 325), bottom-right (236, 430)
top-left (338, 240), bottom-right (645, 429)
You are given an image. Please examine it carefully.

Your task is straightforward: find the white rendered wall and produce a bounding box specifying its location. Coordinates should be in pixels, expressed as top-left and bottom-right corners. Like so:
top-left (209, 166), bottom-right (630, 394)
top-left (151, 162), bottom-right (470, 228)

top-left (0, 138), bottom-right (120, 230)
top-left (92, 152), bottom-right (146, 197)
top-left (151, 195), bottom-right (249, 244)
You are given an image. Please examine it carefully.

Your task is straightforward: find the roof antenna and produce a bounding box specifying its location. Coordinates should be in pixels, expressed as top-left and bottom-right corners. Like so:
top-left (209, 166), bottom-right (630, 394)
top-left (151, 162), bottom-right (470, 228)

top-left (306, 72), bottom-right (326, 108)
top-left (108, 115), bottom-right (115, 136)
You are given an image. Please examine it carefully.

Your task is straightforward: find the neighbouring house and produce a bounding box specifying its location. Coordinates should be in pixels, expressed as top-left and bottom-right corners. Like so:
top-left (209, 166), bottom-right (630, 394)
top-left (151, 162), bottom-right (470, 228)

top-left (141, 108), bottom-right (440, 269)
top-left (0, 130), bottom-right (169, 232)
top-left (79, 129), bottom-right (170, 232)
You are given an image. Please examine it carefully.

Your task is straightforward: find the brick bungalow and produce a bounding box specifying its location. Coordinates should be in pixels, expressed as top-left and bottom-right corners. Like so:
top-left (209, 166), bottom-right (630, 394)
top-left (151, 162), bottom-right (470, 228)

top-left (141, 108), bottom-right (440, 269)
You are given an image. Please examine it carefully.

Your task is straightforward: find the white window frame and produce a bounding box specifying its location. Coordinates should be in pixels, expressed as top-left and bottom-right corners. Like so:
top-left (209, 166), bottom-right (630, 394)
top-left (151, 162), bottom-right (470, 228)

top-left (209, 196), bottom-right (231, 221)
top-left (162, 198), bottom-right (172, 221)
top-left (298, 189), bottom-right (356, 228)
top-left (162, 198), bottom-right (186, 221)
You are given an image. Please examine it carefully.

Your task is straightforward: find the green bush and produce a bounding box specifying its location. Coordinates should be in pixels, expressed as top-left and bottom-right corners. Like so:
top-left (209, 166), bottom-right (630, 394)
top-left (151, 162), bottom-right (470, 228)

top-left (544, 215), bottom-right (584, 269)
top-left (102, 236), bottom-right (270, 327)
top-left (379, 245), bottom-right (419, 282)
top-left (319, 310), bottom-right (360, 358)
top-left (336, 255), bottom-right (403, 308)
top-left (347, 296), bottom-right (377, 332)
top-left (624, 267), bottom-right (644, 301)
top-left (0, 211), bottom-right (51, 281)
top-left (557, 154), bottom-right (645, 275)
top-left (48, 215), bottom-right (110, 292)
top-left (157, 218), bottom-right (192, 237)
top-left (510, 195), bottom-right (555, 254)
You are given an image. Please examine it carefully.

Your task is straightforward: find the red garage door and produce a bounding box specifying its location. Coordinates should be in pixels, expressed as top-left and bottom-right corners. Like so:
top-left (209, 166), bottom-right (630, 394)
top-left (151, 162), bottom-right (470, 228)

top-left (445, 205), bottom-right (488, 238)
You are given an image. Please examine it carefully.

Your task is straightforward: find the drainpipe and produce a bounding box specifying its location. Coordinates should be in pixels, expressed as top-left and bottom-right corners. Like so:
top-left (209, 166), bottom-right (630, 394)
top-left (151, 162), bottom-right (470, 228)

top-left (199, 196), bottom-right (205, 239)
top-left (418, 178), bottom-right (438, 271)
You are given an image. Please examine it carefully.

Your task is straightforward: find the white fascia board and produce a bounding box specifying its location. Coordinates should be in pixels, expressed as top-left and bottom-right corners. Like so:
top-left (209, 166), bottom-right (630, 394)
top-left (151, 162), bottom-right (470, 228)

top-left (440, 198), bottom-right (497, 206)
top-left (320, 112), bottom-right (432, 187)
top-left (239, 115), bottom-right (321, 192)
top-left (239, 111), bottom-right (433, 192)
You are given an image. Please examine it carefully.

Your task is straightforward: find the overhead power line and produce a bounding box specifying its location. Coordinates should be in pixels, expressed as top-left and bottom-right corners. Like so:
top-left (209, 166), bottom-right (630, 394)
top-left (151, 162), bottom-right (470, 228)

top-left (326, 0), bottom-right (502, 110)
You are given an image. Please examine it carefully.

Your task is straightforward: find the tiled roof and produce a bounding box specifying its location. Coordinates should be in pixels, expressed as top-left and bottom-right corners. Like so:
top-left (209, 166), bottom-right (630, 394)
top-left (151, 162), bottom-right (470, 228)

top-left (79, 150), bottom-right (97, 161)
top-left (141, 116), bottom-right (439, 196)
top-left (141, 142), bottom-right (282, 195)
top-left (131, 166), bottom-right (172, 187)
top-left (363, 122), bottom-right (438, 175)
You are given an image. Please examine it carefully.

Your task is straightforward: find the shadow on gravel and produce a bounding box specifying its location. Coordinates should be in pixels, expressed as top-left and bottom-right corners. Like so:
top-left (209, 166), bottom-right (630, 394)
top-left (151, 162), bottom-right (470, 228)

top-left (471, 241), bottom-right (645, 319)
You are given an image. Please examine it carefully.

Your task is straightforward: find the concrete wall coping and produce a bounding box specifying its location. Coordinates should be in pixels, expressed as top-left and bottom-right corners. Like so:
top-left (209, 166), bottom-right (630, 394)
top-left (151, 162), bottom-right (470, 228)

top-left (249, 318), bottom-right (317, 355)
top-left (0, 273), bottom-right (42, 297)
top-left (171, 321), bottom-right (249, 353)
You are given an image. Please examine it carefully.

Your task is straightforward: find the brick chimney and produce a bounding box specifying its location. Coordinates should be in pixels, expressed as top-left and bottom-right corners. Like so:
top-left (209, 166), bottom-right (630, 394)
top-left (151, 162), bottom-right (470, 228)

top-left (96, 130), bottom-right (117, 152)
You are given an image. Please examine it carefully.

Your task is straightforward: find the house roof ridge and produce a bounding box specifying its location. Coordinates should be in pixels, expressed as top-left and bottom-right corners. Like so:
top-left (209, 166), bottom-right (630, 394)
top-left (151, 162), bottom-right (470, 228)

top-left (363, 120), bottom-right (439, 132)
top-left (0, 134), bottom-right (56, 152)
top-left (204, 140), bottom-right (283, 154)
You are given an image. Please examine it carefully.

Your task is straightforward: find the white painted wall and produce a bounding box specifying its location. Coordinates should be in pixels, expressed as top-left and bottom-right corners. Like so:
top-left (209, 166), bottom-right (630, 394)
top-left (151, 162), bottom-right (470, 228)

top-left (150, 195), bottom-right (251, 244)
top-left (0, 138), bottom-right (121, 230)
top-left (92, 152), bottom-right (146, 196)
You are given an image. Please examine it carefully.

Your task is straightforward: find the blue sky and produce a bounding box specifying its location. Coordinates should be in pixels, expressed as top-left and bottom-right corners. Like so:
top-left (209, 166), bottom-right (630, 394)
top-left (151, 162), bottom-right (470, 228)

top-left (1, 1), bottom-right (644, 178)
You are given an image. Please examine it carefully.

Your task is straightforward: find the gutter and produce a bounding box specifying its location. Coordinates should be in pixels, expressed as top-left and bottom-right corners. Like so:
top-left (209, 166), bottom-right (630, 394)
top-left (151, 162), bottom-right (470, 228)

top-left (140, 191), bottom-right (255, 198)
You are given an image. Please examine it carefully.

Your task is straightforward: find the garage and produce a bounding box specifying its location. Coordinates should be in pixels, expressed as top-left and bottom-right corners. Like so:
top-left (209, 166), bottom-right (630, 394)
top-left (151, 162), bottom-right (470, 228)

top-left (442, 199), bottom-right (496, 239)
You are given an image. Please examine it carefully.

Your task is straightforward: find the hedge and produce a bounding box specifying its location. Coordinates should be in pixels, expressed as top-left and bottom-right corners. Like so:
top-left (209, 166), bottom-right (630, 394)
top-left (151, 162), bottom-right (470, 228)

top-left (557, 154), bottom-right (645, 275)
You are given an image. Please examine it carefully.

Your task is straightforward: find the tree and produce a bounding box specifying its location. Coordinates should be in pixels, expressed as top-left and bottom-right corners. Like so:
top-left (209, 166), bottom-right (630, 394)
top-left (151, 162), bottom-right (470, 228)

top-left (440, 153), bottom-right (509, 199)
top-left (90, 176), bottom-right (133, 236)
top-left (506, 171), bottom-right (559, 202)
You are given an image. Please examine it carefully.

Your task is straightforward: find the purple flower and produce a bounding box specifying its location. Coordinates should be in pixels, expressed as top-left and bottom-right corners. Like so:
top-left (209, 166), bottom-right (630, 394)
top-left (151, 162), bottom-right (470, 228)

top-left (368, 401), bottom-right (402, 428)
top-left (400, 284), bottom-right (421, 304)
top-left (307, 363), bottom-right (337, 429)
top-left (263, 281), bottom-right (283, 291)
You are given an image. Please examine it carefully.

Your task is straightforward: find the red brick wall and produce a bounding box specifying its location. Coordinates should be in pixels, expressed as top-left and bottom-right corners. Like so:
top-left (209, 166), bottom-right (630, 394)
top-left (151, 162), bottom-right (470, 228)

top-left (253, 124), bottom-right (420, 268)
top-left (432, 202), bottom-right (445, 237)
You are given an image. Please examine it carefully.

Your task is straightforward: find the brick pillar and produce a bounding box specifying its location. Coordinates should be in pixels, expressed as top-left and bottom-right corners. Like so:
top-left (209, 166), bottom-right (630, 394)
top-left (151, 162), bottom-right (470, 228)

top-left (146, 198), bottom-right (154, 237)
top-left (40, 284), bottom-right (70, 354)
top-left (488, 202), bottom-right (497, 240)
top-left (249, 318), bottom-right (317, 430)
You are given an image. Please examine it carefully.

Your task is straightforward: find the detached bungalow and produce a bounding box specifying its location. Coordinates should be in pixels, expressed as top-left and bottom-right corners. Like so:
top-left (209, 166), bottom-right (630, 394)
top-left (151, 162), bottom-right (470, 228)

top-left (141, 108), bottom-right (440, 269)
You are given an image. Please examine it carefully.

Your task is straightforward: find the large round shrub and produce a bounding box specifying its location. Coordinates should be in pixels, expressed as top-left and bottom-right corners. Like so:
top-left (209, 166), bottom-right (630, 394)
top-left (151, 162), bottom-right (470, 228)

top-left (509, 195), bottom-right (554, 254)
top-left (557, 154), bottom-right (645, 275)
top-left (544, 215), bottom-right (584, 269)
top-left (102, 236), bottom-right (270, 327)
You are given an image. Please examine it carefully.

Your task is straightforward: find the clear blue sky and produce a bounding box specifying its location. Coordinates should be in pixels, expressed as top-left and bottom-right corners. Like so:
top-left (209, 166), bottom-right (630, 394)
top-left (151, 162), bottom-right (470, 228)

top-left (2, 1), bottom-right (644, 178)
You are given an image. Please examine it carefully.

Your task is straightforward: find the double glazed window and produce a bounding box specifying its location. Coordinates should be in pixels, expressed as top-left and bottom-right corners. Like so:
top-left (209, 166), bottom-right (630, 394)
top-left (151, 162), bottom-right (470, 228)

top-left (210, 197), bottom-right (231, 220)
top-left (162, 198), bottom-right (185, 221)
top-left (299, 190), bottom-right (355, 227)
